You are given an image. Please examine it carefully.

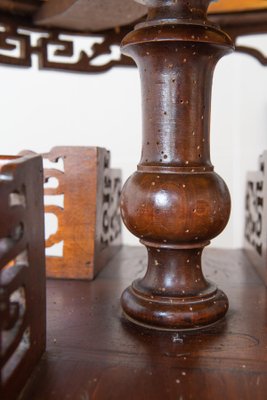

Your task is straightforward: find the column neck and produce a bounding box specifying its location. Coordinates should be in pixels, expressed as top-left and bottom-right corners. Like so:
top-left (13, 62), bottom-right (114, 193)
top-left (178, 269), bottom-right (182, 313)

top-left (121, 4), bottom-right (233, 171)
top-left (136, 0), bottom-right (212, 25)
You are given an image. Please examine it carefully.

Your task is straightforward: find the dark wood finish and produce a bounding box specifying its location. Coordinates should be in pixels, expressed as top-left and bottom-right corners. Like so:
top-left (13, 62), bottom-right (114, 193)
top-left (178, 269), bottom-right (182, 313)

top-left (22, 147), bottom-right (122, 280)
top-left (1, 6), bottom-right (267, 73)
top-left (0, 0), bottom-right (39, 16)
top-left (120, 0), bottom-right (234, 331)
top-left (34, 0), bottom-right (146, 32)
top-left (20, 247), bottom-right (267, 400)
top-left (0, 154), bottom-right (46, 400)
top-left (0, 14), bottom-right (134, 73)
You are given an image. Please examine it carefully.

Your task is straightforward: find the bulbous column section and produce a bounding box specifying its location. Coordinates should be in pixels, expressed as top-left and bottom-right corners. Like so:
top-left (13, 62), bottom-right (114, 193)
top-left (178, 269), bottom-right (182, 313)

top-left (120, 0), bottom-right (234, 330)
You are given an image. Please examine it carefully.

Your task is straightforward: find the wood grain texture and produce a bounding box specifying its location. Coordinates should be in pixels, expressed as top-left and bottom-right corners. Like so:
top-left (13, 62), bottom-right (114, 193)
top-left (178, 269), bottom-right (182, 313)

top-left (0, 155), bottom-right (46, 400)
top-left (120, 0), bottom-right (234, 330)
top-left (22, 147), bottom-right (122, 280)
top-left (20, 247), bottom-right (267, 400)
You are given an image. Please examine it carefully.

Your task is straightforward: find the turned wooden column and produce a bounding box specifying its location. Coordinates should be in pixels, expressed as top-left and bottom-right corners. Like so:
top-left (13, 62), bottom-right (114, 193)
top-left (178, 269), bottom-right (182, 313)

top-left (120, 0), bottom-right (234, 330)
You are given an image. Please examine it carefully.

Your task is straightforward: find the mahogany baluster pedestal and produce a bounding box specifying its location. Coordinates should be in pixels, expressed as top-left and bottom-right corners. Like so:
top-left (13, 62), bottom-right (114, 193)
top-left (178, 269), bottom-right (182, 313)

top-left (120, 0), bottom-right (234, 330)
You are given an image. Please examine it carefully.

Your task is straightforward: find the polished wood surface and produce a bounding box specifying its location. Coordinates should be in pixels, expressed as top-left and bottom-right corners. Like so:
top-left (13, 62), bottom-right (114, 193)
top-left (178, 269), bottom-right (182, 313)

top-left (20, 247), bottom-right (267, 400)
top-left (120, 0), bottom-right (233, 330)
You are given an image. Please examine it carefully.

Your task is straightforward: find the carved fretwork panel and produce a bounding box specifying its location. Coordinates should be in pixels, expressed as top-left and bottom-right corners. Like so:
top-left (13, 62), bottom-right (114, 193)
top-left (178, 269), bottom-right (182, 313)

top-left (2, 11), bottom-right (267, 71)
top-left (244, 151), bottom-right (267, 286)
top-left (0, 15), bottom-right (134, 73)
top-left (22, 147), bottom-right (122, 280)
top-left (100, 153), bottom-right (122, 247)
top-left (0, 154), bottom-right (46, 400)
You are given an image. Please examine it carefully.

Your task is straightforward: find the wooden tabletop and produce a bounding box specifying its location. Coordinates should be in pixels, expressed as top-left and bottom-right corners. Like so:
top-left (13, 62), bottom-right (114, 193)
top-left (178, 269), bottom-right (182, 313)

top-left (20, 246), bottom-right (267, 400)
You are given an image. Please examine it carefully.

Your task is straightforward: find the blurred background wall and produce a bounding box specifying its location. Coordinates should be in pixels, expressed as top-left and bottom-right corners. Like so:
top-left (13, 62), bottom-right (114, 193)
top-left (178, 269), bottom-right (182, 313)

top-left (1, 34), bottom-right (267, 248)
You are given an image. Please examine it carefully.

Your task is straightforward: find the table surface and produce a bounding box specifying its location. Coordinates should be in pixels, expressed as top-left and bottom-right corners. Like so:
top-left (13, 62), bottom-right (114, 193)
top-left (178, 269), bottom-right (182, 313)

top-left (20, 246), bottom-right (267, 400)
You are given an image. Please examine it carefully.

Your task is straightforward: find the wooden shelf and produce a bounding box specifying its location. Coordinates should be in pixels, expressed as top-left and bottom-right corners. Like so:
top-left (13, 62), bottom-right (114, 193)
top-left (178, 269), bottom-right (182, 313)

top-left (20, 246), bottom-right (267, 400)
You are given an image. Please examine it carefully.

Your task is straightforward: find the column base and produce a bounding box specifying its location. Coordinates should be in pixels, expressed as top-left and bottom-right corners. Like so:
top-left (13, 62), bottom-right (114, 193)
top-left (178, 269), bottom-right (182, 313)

top-left (121, 283), bottom-right (228, 331)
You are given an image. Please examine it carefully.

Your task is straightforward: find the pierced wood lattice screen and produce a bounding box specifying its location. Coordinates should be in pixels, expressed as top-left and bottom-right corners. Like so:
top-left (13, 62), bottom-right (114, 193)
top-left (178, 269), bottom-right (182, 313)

top-left (0, 154), bottom-right (46, 400)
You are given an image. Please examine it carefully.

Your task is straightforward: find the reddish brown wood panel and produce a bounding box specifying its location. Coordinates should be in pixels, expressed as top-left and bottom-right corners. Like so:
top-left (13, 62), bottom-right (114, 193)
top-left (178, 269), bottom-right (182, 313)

top-left (22, 147), bottom-right (122, 280)
top-left (0, 154), bottom-right (46, 400)
top-left (20, 247), bottom-right (267, 400)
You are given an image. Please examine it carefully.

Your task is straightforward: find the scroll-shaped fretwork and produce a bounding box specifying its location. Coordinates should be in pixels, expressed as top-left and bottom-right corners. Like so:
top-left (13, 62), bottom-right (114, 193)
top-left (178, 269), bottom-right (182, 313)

top-left (0, 154), bottom-right (46, 400)
top-left (23, 147), bottom-right (122, 280)
top-left (236, 45), bottom-right (267, 66)
top-left (244, 151), bottom-right (267, 286)
top-left (0, 15), bottom-right (134, 73)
